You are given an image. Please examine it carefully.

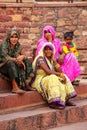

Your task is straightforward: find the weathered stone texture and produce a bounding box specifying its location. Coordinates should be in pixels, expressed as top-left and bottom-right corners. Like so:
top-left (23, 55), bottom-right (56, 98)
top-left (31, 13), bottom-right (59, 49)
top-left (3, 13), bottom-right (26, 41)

top-left (0, 3), bottom-right (87, 77)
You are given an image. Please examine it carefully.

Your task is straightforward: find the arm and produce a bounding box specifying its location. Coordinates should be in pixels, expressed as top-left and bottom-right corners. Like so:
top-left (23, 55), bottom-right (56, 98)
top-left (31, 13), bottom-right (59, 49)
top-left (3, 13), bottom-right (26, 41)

top-left (62, 45), bottom-right (69, 54)
top-left (16, 45), bottom-right (27, 62)
top-left (37, 57), bottom-right (60, 76)
top-left (58, 49), bottom-right (65, 65)
top-left (40, 62), bottom-right (66, 84)
top-left (73, 42), bottom-right (79, 59)
top-left (39, 56), bottom-right (67, 84)
top-left (40, 62), bottom-right (61, 76)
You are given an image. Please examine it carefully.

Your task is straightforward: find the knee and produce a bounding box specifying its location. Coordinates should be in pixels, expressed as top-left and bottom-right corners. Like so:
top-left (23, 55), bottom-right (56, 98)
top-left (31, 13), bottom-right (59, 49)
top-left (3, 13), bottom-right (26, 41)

top-left (50, 74), bottom-right (58, 79)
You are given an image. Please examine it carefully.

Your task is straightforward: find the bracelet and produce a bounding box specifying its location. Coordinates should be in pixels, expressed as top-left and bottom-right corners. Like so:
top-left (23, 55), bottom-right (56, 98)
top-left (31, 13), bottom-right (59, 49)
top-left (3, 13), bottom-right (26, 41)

top-left (60, 73), bottom-right (64, 78)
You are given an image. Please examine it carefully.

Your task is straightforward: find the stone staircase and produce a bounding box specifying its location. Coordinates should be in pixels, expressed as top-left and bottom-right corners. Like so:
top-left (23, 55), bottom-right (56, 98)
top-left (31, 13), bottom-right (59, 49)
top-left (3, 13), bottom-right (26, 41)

top-left (0, 77), bottom-right (87, 130)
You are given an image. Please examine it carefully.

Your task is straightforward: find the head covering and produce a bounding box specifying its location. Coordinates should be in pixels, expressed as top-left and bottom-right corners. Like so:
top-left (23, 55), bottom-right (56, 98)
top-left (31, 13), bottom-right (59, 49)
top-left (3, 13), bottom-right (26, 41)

top-left (42, 25), bottom-right (56, 40)
top-left (33, 42), bottom-right (55, 71)
top-left (36, 25), bottom-right (62, 58)
top-left (44, 44), bottom-right (53, 51)
top-left (6, 29), bottom-right (20, 42)
top-left (39, 42), bottom-right (55, 56)
top-left (1, 29), bottom-right (20, 48)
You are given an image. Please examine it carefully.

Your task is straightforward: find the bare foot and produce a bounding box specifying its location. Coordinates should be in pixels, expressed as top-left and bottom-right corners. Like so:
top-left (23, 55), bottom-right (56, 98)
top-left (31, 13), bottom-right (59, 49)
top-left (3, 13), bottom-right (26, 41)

top-left (12, 88), bottom-right (25, 94)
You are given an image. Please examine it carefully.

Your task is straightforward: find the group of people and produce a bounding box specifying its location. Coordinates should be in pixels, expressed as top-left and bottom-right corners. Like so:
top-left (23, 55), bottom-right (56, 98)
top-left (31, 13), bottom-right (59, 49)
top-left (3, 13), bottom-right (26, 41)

top-left (0, 25), bottom-right (81, 109)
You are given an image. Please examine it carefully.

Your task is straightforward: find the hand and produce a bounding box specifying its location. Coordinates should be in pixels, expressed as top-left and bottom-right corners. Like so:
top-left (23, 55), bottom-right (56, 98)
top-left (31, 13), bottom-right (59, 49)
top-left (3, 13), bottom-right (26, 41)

top-left (47, 35), bottom-right (52, 42)
top-left (53, 57), bottom-right (62, 73)
top-left (58, 55), bottom-right (64, 65)
top-left (61, 76), bottom-right (66, 84)
top-left (16, 55), bottom-right (25, 61)
top-left (59, 73), bottom-right (66, 84)
top-left (16, 59), bottom-right (26, 70)
top-left (10, 57), bottom-right (16, 62)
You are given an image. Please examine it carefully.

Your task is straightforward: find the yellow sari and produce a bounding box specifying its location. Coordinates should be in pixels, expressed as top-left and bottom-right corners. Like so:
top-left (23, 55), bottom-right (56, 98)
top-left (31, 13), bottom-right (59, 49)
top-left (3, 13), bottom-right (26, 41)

top-left (32, 42), bottom-right (77, 108)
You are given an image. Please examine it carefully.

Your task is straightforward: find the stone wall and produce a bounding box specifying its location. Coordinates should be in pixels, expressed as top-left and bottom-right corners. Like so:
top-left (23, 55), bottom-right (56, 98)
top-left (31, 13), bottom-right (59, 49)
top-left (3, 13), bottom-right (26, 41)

top-left (0, 2), bottom-right (87, 78)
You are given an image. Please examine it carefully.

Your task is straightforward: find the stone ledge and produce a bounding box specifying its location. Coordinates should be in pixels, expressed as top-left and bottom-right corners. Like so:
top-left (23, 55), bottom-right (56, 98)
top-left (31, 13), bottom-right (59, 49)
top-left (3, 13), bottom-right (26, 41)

top-left (0, 2), bottom-right (87, 8)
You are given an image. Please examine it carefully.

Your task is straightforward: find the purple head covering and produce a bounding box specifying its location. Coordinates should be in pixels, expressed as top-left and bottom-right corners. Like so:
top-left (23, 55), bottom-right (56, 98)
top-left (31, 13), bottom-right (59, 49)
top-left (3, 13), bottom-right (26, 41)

top-left (44, 45), bottom-right (53, 51)
top-left (36, 25), bottom-right (62, 59)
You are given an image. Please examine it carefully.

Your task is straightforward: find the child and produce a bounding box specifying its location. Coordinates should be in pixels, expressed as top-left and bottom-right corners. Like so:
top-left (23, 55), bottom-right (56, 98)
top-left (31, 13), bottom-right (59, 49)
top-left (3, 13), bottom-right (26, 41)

top-left (63, 31), bottom-right (80, 85)
top-left (63, 31), bottom-right (79, 59)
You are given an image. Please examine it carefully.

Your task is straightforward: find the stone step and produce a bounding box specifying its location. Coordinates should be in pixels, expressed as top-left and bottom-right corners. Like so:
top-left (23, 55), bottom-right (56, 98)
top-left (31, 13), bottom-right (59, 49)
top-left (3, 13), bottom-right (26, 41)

top-left (0, 77), bottom-right (12, 93)
top-left (0, 91), bottom-right (45, 114)
top-left (0, 86), bottom-right (87, 112)
top-left (0, 99), bottom-right (87, 130)
top-left (48, 121), bottom-right (87, 130)
top-left (74, 84), bottom-right (87, 95)
top-left (0, 79), bottom-right (87, 113)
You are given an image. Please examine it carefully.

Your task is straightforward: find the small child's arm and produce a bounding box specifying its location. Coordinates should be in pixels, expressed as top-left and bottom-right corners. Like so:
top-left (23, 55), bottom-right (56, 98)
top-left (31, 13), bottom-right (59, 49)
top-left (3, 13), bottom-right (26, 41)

top-left (62, 45), bottom-right (69, 54)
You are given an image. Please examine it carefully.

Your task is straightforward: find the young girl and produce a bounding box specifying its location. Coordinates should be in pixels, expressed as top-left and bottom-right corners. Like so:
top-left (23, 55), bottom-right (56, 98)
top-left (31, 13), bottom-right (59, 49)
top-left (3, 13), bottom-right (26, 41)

top-left (63, 31), bottom-right (79, 59)
top-left (63, 31), bottom-right (81, 85)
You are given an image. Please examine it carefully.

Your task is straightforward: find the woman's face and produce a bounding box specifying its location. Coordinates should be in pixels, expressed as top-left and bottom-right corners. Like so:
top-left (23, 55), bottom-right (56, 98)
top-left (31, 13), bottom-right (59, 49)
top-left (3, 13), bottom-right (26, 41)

top-left (44, 30), bottom-right (52, 41)
top-left (44, 46), bottom-right (53, 59)
top-left (9, 33), bottom-right (19, 46)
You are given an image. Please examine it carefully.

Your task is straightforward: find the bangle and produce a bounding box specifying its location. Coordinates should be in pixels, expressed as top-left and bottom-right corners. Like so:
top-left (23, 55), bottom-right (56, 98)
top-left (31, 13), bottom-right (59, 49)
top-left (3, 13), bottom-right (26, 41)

top-left (60, 73), bottom-right (64, 78)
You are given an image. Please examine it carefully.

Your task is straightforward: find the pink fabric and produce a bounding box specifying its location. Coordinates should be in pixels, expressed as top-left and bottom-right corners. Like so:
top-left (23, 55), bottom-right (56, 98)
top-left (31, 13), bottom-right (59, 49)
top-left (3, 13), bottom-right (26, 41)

top-left (36, 25), bottom-right (81, 81)
top-left (36, 25), bottom-right (62, 58)
top-left (61, 53), bottom-right (81, 82)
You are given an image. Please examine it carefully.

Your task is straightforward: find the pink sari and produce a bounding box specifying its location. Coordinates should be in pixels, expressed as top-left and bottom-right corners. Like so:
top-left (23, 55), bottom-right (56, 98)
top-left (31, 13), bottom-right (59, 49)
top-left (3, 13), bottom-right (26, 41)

top-left (36, 25), bottom-right (81, 81)
top-left (61, 53), bottom-right (81, 82)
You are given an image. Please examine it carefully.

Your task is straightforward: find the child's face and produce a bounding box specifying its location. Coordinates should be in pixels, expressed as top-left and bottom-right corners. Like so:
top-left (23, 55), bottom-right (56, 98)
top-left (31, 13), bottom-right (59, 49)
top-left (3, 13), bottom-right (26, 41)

top-left (64, 37), bottom-right (73, 44)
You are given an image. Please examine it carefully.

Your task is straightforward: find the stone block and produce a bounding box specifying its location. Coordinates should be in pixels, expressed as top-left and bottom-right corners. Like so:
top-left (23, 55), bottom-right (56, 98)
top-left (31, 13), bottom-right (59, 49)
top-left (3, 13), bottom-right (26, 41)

top-left (12, 15), bottom-right (22, 22)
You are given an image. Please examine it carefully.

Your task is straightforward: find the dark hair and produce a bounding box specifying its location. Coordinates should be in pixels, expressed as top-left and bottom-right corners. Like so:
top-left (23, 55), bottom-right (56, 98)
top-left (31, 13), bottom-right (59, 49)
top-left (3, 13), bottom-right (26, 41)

top-left (64, 31), bottom-right (73, 39)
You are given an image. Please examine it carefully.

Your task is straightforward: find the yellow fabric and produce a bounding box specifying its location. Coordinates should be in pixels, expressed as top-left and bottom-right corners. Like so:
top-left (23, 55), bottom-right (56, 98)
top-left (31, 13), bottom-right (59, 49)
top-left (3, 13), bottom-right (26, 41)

top-left (32, 42), bottom-right (76, 106)
top-left (63, 42), bottom-right (79, 58)
top-left (32, 68), bottom-right (76, 105)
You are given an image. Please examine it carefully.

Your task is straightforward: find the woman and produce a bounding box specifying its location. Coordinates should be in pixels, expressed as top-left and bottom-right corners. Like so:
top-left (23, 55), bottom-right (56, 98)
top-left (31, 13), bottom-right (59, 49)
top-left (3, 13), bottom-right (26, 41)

top-left (0, 29), bottom-right (33, 94)
top-left (36, 25), bottom-right (81, 82)
top-left (32, 42), bottom-right (77, 109)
